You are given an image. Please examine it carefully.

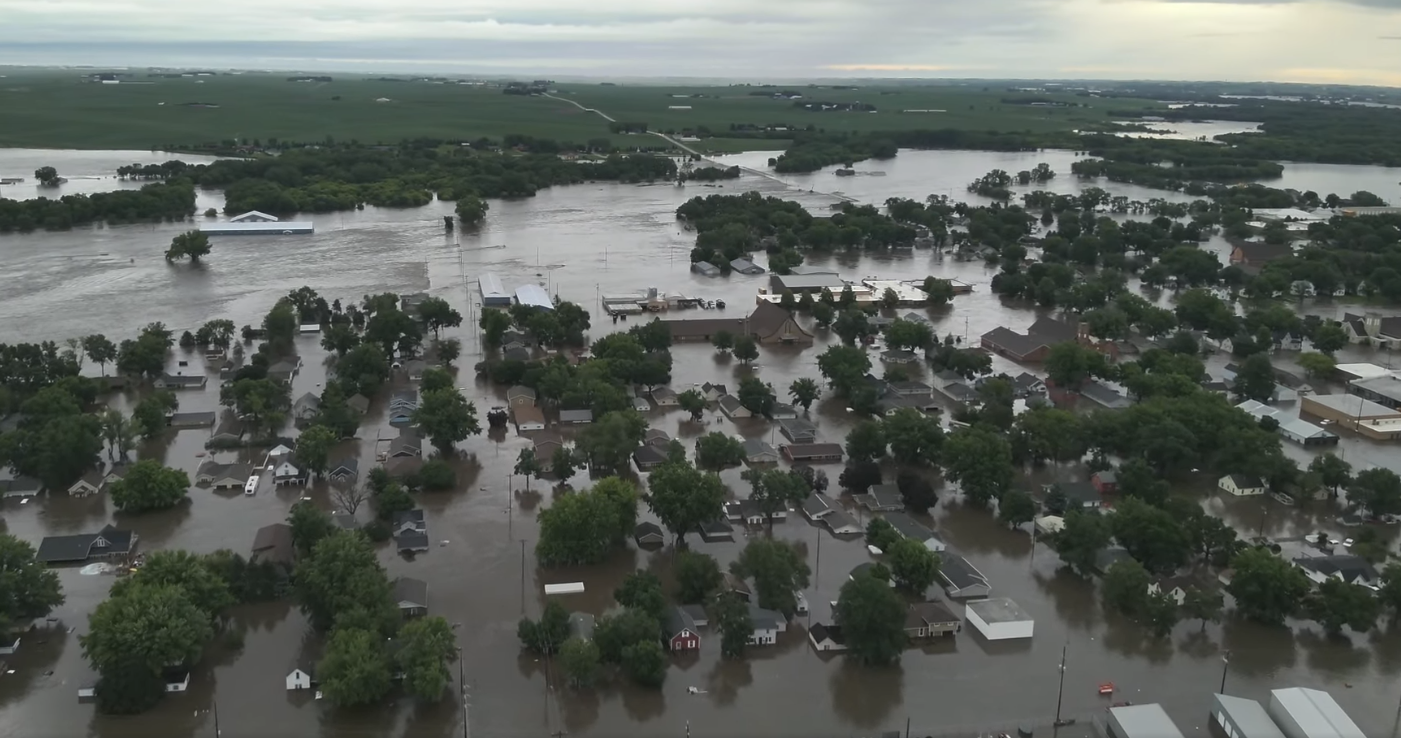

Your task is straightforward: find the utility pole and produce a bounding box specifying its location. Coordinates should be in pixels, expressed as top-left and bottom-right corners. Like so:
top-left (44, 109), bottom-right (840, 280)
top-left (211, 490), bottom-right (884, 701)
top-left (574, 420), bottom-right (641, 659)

top-left (1220, 650), bottom-right (1231, 695)
top-left (212, 699), bottom-right (222, 737)
top-left (520, 538), bottom-right (527, 615)
top-left (1054, 643), bottom-right (1068, 726)
top-left (458, 652), bottom-right (470, 738)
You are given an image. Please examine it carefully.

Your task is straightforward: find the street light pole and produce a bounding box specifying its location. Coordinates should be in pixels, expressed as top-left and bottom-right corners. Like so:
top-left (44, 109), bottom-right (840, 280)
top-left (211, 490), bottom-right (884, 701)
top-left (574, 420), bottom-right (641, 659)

top-left (1220, 650), bottom-right (1231, 695)
top-left (1054, 643), bottom-right (1067, 726)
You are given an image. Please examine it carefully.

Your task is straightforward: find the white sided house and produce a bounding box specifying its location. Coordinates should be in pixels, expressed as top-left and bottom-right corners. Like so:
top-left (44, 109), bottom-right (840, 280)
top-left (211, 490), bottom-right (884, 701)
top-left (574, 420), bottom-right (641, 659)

top-left (1218, 474), bottom-right (1266, 497)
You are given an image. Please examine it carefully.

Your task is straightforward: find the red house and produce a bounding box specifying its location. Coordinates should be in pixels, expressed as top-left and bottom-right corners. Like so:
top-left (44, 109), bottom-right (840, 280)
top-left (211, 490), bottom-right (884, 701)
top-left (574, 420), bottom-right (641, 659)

top-left (665, 608), bottom-right (700, 652)
top-left (1091, 470), bottom-right (1118, 496)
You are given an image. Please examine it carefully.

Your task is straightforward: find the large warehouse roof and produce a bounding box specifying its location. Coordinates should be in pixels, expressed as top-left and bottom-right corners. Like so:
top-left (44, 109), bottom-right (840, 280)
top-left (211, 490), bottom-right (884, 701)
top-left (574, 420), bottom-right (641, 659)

top-left (514, 284), bottom-right (553, 310)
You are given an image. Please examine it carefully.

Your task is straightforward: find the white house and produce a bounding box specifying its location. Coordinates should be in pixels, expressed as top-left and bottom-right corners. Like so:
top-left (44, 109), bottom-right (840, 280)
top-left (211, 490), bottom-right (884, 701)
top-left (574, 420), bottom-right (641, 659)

top-left (286, 667), bottom-right (314, 691)
top-left (163, 667), bottom-right (191, 693)
top-left (808, 623), bottom-right (848, 652)
top-left (1218, 474), bottom-right (1266, 496)
top-left (718, 395), bottom-right (751, 419)
top-left (747, 604), bottom-right (786, 645)
top-left (884, 512), bottom-right (946, 552)
top-left (274, 456), bottom-right (309, 486)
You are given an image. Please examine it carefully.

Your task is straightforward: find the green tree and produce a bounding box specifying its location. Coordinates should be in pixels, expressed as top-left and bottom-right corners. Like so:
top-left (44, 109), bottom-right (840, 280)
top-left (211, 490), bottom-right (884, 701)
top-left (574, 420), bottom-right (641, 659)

top-left (942, 427), bottom-right (1013, 506)
top-left (675, 551), bottom-right (723, 604)
top-left (34, 165), bottom-right (60, 186)
top-left (365, 308), bottom-right (422, 359)
top-left (886, 537), bottom-right (940, 593)
top-left (336, 343), bottom-right (392, 396)
top-left (614, 571), bottom-right (667, 627)
top-left (536, 477), bottom-right (639, 566)
top-left (1378, 563), bottom-right (1401, 615)
top-left (111, 550), bottom-right (233, 621)
top-left (835, 569), bottom-right (907, 666)
top-left (295, 425), bottom-right (337, 478)
top-left (695, 431), bottom-right (744, 471)
top-left (164, 230), bottom-right (212, 263)
top-left (1227, 547), bottom-right (1311, 625)
top-left (518, 601), bottom-right (571, 654)
top-left (1143, 591), bottom-right (1181, 639)
top-left (416, 297), bottom-right (462, 339)
top-left (109, 460), bottom-right (189, 512)
top-left (435, 338), bottom-right (462, 367)
top-left (789, 377), bottom-right (821, 411)
top-left (712, 593), bottom-right (753, 659)
top-left (620, 640), bottom-right (667, 687)
top-left (132, 391), bottom-right (177, 439)
top-left (318, 627), bottom-right (393, 707)
top-left (1182, 587), bottom-right (1224, 631)
top-left (321, 323), bottom-right (360, 356)
top-left (833, 309), bottom-right (872, 344)
top-left (593, 607), bottom-right (658, 663)
top-left (514, 448), bottom-right (542, 491)
top-left (997, 489), bottom-right (1037, 529)
top-left (420, 366), bottom-right (454, 393)
top-left (396, 616), bottom-right (457, 701)
top-left (845, 420), bottom-right (887, 463)
top-left (1044, 342), bottom-right (1107, 391)
top-left (1012, 406), bottom-right (1083, 468)
top-left (413, 388), bottom-right (480, 455)
top-left (1311, 323), bottom-right (1348, 355)
top-left (811, 301), bottom-right (835, 327)
top-left (678, 389), bottom-right (707, 421)
top-left (287, 501), bottom-right (337, 557)
top-left (262, 300), bottom-right (299, 354)
top-left (1309, 453), bottom-right (1352, 497)
top-left (294, 532), bottom-right (398, 635)
top-left (733, 335), bottom-right (759, 365)
top-left (1109, 497), bottom-right (1190, 575)
top-left (883, 408), bottom-right (943, 466)
top-left (576, 410), bottom-right (647, 474)
top-left (1233, 353), bottom-right (1277, 403)
top-left (1351, 468), bottom-right (1401, 516)
top-left (885, 319), bottom-right (933, 352)
top-left (80, 582), bottom-right (212, 714)
top-left (559, 637), bottom-right (601, 687)
top-left (865, 518), bottom-right (900, 551)
top-left (1101, 559), bottom-right (1151, 616)
top-left (645, 461), bottom-right (725, 544)
top-left (100, 409), bottom-right (138, 463)
top-left (738, 377), bottom-right (776, 416)
top-left (1306, 580), bottom-right (1380, 635)
top-left (1298, 351), bottom-right (1336, 379)
top-left (816, 344), bottom-right (871, 396)
top-left (731, 538), bottom-right (810, 615)
top-left (747, 469), bottom-right (810, 534)
top-left (551, 445), bottom-right (577, 485)
top-left (0, 534), bottom-right (64, 632)
top-left (1052, 509), bottom-right (1111, 575)
top-left (456, 193), bottom-right (488, 224)
top-left (219, 377), bottom-right (290, 438)
top-left (922, 277), bottom-right (955, 307)
top-left (82, 334), bottom-right (118, 375)
top-left (712, 331), bottom-right (734, 353)
top-left (480, 310), bottom-right (512, 347)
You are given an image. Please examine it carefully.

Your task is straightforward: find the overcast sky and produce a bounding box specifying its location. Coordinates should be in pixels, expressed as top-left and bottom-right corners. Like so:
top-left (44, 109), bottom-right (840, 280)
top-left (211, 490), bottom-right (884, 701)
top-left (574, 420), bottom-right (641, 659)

top-left (2, 0), bottom-right (1400, 84)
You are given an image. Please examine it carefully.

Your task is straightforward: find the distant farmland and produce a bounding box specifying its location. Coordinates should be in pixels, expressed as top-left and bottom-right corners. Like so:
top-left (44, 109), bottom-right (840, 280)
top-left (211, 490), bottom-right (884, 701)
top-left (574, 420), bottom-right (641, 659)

top-left (0, 69), bottom-right (1164, 152)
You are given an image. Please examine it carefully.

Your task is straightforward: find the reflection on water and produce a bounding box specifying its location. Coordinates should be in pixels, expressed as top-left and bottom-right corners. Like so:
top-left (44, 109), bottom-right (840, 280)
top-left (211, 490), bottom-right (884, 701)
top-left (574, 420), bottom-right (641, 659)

top-left (2, 148), bottom-right (1401, 737)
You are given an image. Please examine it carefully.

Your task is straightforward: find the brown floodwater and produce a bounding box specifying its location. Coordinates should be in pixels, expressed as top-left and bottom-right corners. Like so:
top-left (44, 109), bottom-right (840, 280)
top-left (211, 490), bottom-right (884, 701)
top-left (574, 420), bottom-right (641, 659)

top-left (2, 149), bottom-right (1401, 738)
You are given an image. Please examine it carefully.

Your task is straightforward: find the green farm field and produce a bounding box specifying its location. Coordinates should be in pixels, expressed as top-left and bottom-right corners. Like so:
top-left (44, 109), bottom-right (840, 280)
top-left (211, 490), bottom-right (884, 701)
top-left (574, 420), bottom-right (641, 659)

top-left (0, 68), bottom-right (1165, 152)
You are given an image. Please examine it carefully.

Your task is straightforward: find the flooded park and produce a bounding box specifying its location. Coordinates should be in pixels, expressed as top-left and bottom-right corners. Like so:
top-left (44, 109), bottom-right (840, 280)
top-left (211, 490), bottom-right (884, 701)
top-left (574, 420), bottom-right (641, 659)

top-left (1, 145), bottom-right (1401, 738)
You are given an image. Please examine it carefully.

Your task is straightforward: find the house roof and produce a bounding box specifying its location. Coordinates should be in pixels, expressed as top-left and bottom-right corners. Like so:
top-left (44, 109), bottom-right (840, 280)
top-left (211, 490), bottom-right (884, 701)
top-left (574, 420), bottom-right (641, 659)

top-left (907, 600), bottom-right (960, 627)
top-left (514, 284), bottom-right (553, 309)
top-left (1294, 554), bottom-right (1379, 584)
top-left (701, 382), bottom-right (729, 396)
top-left (632, 444), bottom-right (669, 467)
top-left (651, 386), bottom-right (678, 401)
top-left (784, 443), bottom-right (844, 459)
top-left (980, 327), bottom-right (1050, 358)
top-left (884, 512), bottom-right (937, 543)
top-left (559, 409), bottom-right (593, 423)
top-left (507, 385), bottom-right (537, 402)
top-left (1059, 481), bottom-right (1100, 504)
top-left (1028, 317), bottom-right (1078, 343)
top-left (1080, 380), bottom-right (1129, 408)
top-left (890, 380), bottom-right (933, 394)
top-left (718, 395), bottom-right (744, 414)
top-left (390, 389), bottom-right (419, 407)
top-left (384, 456), bottom-right (425, 477)
top-left (645, 428), bottom-right (672, 445)
top-left (250, 524), bottom-right (294, 566)
top-left (702, 519), bottom-right (734, 538)
top-left (1226, 474), bottom-right (1265, 490)
top-left (347, 394), bottom-right (371, 413)
top-left (35, 525), bottom-right (134, 563)
top-left (330, 457), bottom-right (359, 476)
top-left (939, 552), bottom-right (989, 590)
top-left (942, 383), bottom-right (979, 403)
top-left (513, 404), bottom-right (546, 426)
top-left (294, 393), bottom-right (320, 411)
top-left (661, 316), bottom-right (749, 340)
top-left (779, 418), bottom-right (817, 437)
top-left (394, 509), bottom-right (426, 528)
top-left (802, 493), bottom-right (834, 518)
top-left (666, 606), bottom-right (699, 638)
top-left (198, 460), bottom-right (253, 482)
top-left (856, 484), bottom-right (903, 510)
top-left (634, 522), bottom-right (664, 542)
top-left (748, 301), bottom-right (808, 339)
top-left (809, 623), bottom-right (846, 646)
top-left (747, 603), bottom-right (783, 631)
top-left (1230, 239), bottom-right (1294, 262)
top-left (393, 577), bottom-right (428, 608)
top-left (1268, 687), bottom-right (1364, 738)
top-left (389, 429), bottom-right (423, 456)
top-left (770, 273), bottom-right (847, 292)
top-left (823, 509), bottom-right (861, 534)
top-left (533, 434), bottom-right (564, 454)
top-left (730, 258), bottom-right (760, 272)
top-left (395, 530), bottom-right (431, 551)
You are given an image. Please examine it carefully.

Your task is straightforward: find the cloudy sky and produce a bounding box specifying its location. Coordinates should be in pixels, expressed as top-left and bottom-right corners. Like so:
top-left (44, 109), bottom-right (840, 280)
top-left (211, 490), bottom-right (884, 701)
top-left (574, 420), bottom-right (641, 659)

top-left (2, 0), bottom-right (1399, 84)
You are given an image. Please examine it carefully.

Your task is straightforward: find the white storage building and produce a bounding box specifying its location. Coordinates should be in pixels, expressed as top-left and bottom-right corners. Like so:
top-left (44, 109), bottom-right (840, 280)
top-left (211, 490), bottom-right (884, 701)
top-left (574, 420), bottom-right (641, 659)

top-left (1267, 687), bottom-right (1364, 738)
top-left (964, 597), bottom-right (1033, 640)
top-left (1212, 694), bottom-right (1286, 738)
top-left (479, 273), bottom-right (512, 307)
top-left (514, 284), bottom-right (553, 310)
top-left (1106, 704), bottom-right (1185, 738)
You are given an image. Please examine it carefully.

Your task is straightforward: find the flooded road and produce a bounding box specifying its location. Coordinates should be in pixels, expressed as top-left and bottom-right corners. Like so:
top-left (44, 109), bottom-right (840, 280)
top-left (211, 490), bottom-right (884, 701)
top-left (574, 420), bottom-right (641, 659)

top-left (3, 148), bottom-right (1401, 738)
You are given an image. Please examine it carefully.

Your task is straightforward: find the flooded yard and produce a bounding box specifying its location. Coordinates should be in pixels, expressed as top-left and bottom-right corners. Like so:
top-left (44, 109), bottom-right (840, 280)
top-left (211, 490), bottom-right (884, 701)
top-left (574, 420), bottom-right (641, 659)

top-left (2, 148), bottom-right (1401, 738)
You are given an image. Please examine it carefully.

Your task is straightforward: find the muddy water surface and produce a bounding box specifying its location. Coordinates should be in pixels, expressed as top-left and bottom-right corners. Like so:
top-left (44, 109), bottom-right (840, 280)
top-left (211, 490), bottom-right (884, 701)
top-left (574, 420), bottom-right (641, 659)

top-left (2, 149), bottom-right (1401, 738)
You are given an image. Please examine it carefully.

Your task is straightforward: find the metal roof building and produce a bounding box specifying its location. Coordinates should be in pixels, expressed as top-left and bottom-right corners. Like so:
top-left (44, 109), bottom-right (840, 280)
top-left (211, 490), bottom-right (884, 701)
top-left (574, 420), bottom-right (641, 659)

top-left (1106, 704), bottom-right (1185, 738)
top-left (478, 273), bottom-right (512, 307)
top-left (514, 284), bottom-right (553, 310)
top-left (1213, 694), bottom-right (1286, 738)
top-left (1268, 688), bottom-right (1364, 738)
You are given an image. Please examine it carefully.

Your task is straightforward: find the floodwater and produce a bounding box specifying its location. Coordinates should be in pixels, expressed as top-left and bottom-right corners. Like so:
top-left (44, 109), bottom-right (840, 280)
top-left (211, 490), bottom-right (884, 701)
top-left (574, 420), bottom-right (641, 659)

top-left (1109, 119), bottom-right (1263, 142)
top-left (2, 148), bottom-right (1401, 738)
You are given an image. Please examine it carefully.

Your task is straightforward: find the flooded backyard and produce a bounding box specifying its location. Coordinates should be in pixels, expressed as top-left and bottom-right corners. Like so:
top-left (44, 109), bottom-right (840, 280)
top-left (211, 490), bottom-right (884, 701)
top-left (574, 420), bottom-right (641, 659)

top-left (2, 148), bottom-right (1401, 738)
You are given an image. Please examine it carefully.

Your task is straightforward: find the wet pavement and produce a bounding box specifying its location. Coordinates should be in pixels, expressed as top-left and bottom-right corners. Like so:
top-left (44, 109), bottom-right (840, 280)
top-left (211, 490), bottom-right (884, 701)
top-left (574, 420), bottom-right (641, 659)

top-left (2, 148), bottom-right (1401, 738)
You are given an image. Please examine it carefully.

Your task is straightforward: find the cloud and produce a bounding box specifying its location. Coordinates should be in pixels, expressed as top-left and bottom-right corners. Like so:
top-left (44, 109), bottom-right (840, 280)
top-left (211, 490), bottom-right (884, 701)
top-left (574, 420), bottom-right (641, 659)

top-left (0, 0), bottom-right (1396, 82)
